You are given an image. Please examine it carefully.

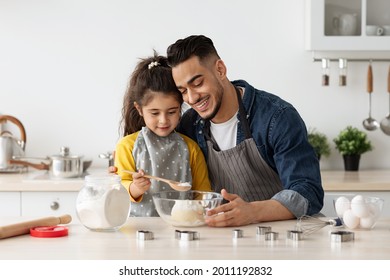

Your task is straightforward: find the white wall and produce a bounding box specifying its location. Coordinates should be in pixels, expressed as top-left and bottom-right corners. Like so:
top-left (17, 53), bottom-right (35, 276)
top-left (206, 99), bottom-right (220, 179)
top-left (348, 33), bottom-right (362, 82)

top-left (1, 0), bottom-right (390, 169)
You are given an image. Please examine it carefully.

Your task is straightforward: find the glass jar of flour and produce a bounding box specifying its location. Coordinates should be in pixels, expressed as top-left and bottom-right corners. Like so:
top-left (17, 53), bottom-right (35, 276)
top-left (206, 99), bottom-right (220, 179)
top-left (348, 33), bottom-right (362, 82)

top-left (76, 174), bottom-right (131, 231)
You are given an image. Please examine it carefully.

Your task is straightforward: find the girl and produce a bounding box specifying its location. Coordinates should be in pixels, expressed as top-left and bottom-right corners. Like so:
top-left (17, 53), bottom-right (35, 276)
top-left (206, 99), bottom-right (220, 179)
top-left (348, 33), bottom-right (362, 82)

top-left (115, 52), bottom-right (211, 217)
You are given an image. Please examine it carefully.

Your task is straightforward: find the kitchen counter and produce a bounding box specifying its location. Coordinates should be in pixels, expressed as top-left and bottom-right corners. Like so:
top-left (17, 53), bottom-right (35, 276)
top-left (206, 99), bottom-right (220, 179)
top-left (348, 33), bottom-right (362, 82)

top-left (1, 169), bottom-right (390, 192)
top-left (320, 170), bottom-right (390, 191)
top-left (0, 169), bottom-right (99, 191)
top-left (1, 217), bottom-right (390, 260)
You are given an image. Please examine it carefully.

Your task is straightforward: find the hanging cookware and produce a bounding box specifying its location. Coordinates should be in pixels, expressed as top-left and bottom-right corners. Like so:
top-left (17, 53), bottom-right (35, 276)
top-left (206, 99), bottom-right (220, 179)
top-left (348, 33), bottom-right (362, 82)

top-left (379, 66), bottom-right (390, 135)
top-left (362, 63), bottom-right (379, 131)
top-left (0, 115), bottom-right (26, 171)
top-left (10, 146), bottom-right (84, 179)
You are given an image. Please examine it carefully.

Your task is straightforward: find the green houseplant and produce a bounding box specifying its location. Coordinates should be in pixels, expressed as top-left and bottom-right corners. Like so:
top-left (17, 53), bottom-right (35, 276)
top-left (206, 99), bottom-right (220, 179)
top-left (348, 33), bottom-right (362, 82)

top-left (307, 128), bottom-right (331, 160)
top-left (333, 126), bottom-right (373, 171)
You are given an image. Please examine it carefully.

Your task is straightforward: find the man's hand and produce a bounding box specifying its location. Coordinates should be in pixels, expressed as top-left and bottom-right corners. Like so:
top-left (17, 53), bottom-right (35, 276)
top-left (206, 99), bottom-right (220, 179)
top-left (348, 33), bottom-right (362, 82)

top-left (205, 189), bottom-right (295, 227)
top-left (205, 189), bottom-right (257, 227)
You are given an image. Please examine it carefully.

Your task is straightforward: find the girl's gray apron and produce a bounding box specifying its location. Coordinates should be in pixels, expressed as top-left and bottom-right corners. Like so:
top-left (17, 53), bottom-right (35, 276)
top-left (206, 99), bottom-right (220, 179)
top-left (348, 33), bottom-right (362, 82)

top-left (205, 87), bottom-right (283, 202)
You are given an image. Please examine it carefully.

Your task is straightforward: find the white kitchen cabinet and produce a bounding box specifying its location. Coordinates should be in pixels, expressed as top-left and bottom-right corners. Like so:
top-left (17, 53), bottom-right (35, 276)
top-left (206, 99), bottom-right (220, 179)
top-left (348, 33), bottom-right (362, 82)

top-left (0, 192), bottom-right (21, 216)
top-left (322, 191), bottom-right (390, 217)
top-left (306, 0), bottom-right (390, 51)
top-left (21, 191), bottom-right (78, 218)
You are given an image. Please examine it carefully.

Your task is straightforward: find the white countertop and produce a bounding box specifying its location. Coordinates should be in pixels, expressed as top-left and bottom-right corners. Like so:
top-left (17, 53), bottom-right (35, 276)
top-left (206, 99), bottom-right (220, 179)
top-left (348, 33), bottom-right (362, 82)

top-left (1, 169), bottom-right (390, 192)
top-left (0, 168), bottom-right (105, 191)
top-left (1, 216), bottom-right (390, 260)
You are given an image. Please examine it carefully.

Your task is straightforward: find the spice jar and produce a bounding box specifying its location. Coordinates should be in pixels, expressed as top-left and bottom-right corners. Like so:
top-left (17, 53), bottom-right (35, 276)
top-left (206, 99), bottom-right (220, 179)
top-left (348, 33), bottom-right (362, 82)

top-left (338, 58), bottom-right (348, 86)
top-left (321, 58), bottom-right (330, 86)
top-left (76, 174), bottom-right (131, 231)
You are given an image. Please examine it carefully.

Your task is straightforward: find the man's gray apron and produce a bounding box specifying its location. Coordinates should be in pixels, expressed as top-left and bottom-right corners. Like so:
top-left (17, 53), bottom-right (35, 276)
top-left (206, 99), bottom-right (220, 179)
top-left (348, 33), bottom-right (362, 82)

top-left (205, 87), bottom-right (283, 202)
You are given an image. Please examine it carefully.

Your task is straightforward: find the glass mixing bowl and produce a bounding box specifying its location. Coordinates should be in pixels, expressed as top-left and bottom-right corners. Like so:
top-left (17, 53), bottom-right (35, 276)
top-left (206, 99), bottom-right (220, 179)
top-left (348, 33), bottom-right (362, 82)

top-left (152, 190), bottom-right (223, 227)
top-left (333, 194), bottom-right (384, 230)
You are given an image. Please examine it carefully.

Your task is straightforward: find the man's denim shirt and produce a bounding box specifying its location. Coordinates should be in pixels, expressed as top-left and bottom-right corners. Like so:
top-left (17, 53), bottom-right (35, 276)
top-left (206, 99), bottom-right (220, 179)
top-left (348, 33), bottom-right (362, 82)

top-left (177, 80), bottom-right (324, 217)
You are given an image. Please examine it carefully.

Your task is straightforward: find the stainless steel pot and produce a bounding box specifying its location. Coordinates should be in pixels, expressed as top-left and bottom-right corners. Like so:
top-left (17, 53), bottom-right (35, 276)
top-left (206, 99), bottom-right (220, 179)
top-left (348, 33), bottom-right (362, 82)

top-left (11, 146), bottom-right (84, 178)
top-left (0, 115), bottom-right (26, 171)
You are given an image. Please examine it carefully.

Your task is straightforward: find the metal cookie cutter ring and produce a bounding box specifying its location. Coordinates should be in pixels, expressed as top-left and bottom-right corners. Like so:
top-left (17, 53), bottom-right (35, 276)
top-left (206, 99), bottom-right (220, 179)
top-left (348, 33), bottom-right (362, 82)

top-left (137, 230), bottom-right (154, 240)
top-left (331, 230), bottom-right (354, 242)
top-left (256, 226), bottom-right (272, 235)
top-left (287, 230), bottom-right (304, 241)
top-left (265, 231), bottom-right (279, 241)
top-left (175, 230), bottom-right (200, 241)
top-left (232, 229), bottom-right (243, 238)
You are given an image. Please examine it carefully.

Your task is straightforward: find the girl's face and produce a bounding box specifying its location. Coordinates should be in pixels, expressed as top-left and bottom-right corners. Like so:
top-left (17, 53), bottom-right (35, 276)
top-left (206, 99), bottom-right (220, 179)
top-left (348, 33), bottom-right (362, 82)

top-left (136, 93), bottom-right (181, 137)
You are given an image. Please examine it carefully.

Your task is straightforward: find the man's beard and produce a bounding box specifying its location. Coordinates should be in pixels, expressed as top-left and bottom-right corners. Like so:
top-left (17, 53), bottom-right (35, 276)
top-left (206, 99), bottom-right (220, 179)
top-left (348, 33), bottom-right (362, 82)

top-left (201, 84), bottom-right (223, 121)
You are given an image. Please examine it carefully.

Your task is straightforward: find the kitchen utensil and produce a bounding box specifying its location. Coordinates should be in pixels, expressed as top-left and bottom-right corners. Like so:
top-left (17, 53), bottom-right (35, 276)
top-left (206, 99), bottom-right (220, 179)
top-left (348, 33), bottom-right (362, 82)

top-left (330, 230), bottom-right (355, 242)
top-left (295, 215), bottom-right (342, 236)
top-left (175, 229), bottom-right (200, 241)
top-left (0, 115), bottom-right (26, 171)
top-left (122, 170), bottom-right (192, 191)
top-left (10, 146), bottom-right (84, 178)
top-left (287, 230), bottom-right (304, 241)
top-left (363, 63), bottom-right (379, 131)
top-left (0, 214), bottom-right (71, 239)
top-left (136, 230), bottom-right (154, 240)
top-left (379, 66), bottom-right (390, 135)
top-left (152, 190), bottom-right (223, 227)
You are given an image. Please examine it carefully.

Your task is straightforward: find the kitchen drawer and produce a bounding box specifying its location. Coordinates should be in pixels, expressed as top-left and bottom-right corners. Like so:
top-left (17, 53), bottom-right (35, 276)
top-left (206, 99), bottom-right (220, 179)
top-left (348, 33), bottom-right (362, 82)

top-left (21, 191), bottom-right (78, 218)
top-left (0, 192), bottom-right (21, 216)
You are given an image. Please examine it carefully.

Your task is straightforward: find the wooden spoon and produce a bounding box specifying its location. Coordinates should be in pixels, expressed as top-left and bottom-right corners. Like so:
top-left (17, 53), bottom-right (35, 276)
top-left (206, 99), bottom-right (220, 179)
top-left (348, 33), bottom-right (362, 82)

top-left (122, 170), bottom-right (191, 192)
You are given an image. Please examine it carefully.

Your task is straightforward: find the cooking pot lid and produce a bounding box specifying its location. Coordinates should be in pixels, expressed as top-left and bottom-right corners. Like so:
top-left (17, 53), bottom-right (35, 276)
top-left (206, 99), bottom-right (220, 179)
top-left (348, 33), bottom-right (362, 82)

top-left (50, 146), bottom-right (83, 160)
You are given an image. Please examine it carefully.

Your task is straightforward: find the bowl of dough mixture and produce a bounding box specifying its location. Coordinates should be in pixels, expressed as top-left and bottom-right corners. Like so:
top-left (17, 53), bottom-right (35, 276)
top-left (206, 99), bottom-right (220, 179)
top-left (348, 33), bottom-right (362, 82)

top-left (152, 190), bottom-right (223, 227)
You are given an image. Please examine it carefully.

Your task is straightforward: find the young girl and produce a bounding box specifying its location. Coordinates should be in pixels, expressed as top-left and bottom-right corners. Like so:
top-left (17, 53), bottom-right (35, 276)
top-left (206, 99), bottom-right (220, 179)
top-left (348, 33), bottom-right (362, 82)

top-left (115, 52), bottom-right (211, 217)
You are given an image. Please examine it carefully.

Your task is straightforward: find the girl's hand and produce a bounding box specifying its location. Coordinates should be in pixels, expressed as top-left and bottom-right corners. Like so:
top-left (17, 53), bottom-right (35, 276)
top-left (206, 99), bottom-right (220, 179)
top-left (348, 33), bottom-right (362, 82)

top-left (129, 169), bottom-right (151, 199)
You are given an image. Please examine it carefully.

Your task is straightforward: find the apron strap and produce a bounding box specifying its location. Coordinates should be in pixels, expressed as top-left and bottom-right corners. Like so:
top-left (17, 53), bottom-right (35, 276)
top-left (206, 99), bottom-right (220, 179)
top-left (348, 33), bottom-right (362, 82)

top-left (204, 86), bottom-right (252, 151)
top-left (235, 86), bottom-right (252, 140)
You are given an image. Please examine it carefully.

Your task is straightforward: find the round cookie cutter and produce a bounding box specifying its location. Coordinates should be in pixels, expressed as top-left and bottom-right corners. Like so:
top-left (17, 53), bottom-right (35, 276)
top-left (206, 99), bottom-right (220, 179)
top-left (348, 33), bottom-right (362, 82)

top-left (232, 229), bottom-right (244, 238)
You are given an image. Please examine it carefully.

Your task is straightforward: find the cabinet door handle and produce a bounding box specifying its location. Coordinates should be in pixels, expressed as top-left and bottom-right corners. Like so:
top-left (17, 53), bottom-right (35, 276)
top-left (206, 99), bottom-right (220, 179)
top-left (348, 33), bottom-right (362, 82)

top-left (50, 201), bottom-right (59, 210)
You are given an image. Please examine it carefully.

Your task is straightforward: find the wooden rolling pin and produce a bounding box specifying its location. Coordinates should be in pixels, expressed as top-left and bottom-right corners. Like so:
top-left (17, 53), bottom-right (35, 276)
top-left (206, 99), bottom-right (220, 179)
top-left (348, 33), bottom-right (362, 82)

top-left (0, 214), bottom-right (72, 239)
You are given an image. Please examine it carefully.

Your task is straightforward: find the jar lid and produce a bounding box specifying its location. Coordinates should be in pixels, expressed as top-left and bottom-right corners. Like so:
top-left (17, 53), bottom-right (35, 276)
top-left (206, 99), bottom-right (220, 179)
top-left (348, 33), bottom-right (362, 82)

top-left (84, 173), bottom-right (121, 183)
top-left (30, 226), bottom-right (69, 238)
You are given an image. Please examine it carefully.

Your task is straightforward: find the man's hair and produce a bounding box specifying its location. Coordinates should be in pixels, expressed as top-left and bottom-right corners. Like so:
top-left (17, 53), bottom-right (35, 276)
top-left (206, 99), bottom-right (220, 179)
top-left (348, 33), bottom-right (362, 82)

top-left (167, 35), bottom-right (220, 67)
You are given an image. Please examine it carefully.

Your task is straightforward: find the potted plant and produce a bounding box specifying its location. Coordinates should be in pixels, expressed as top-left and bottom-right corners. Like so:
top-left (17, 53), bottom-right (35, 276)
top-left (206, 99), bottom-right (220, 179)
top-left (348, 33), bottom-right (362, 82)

top-left (333, 126), bottom-right (373, 171)
top-left (307, 128), bottom-right (331, 160)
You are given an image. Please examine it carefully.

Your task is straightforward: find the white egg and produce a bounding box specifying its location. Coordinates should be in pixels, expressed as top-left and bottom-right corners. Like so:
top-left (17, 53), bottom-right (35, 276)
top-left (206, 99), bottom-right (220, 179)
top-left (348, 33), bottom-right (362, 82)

top-left (360, 215), bottom-right (376, 229)
top-left (343, 209), bottom-right (360, 229)
top-left (351, 195), bottom-right (370, 218)
top-left (335, 196), bottom-right (350, 216)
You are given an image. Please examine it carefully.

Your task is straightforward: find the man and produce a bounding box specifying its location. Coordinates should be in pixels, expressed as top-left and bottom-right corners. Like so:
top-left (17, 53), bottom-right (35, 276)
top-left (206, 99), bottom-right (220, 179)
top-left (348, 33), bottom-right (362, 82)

top-left (167, 35), bottom-right (323, 227)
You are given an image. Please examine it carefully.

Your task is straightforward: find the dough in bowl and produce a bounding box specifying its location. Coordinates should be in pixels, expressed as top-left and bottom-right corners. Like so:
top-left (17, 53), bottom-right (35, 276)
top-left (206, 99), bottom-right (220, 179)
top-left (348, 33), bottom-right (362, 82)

top-left (171, 200), bottom-right (204, 226)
